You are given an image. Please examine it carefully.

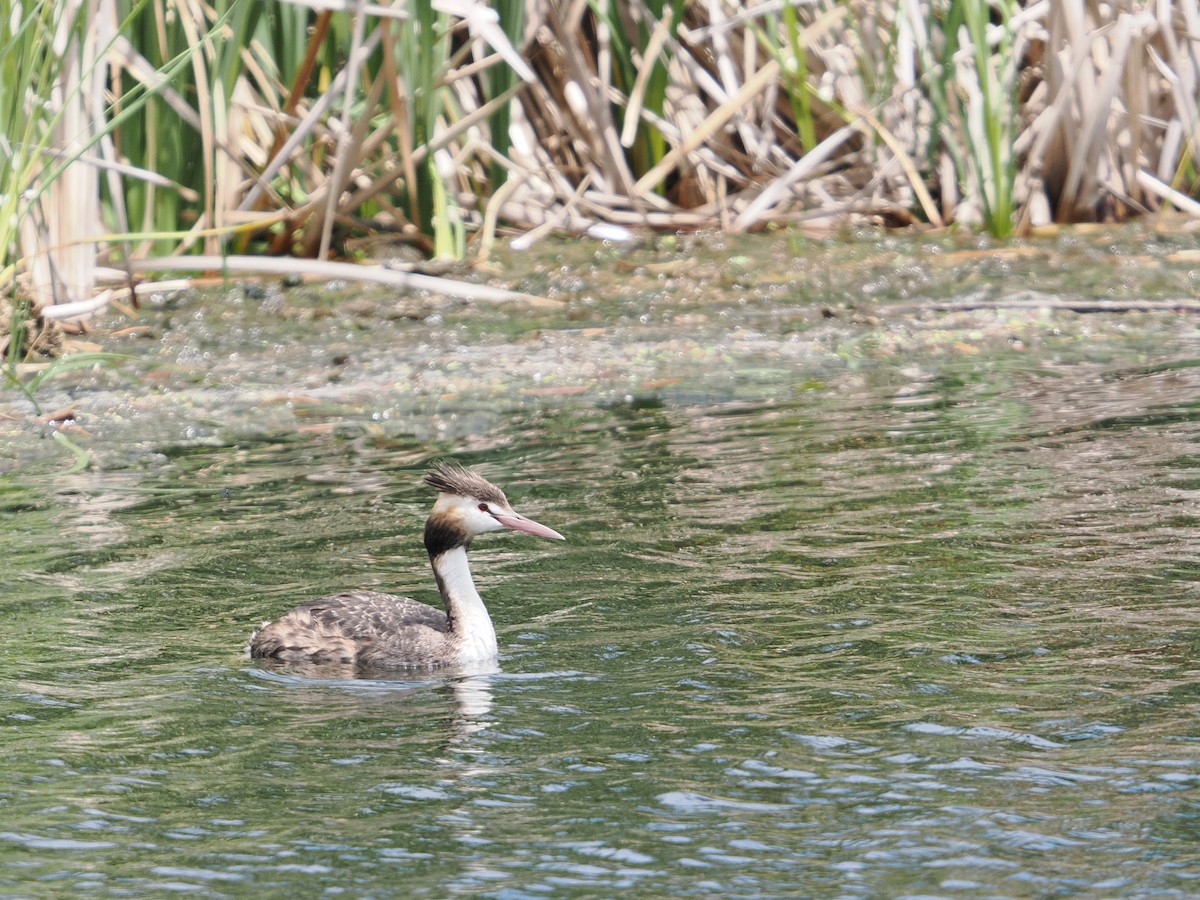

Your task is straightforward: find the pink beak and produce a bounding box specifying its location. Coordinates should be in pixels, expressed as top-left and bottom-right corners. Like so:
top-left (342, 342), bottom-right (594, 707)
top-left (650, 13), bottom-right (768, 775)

top-left (493, 511), bottom-right (565, 541)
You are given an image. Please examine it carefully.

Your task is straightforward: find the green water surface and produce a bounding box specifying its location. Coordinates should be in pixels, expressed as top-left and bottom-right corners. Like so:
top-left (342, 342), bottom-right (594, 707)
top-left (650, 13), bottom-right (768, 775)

top-left (2, 231), bottom-right (1199, 897)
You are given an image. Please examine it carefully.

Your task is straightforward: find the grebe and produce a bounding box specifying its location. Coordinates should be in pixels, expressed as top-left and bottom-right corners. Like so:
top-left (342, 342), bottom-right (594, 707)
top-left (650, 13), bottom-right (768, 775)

top-left (248, 460), bottom-right (564, 669)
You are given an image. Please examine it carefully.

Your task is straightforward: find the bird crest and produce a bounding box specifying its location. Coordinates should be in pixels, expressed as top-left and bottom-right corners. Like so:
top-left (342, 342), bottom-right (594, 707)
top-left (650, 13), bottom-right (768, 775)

top-left (424, 460), bottom-right (508, 506)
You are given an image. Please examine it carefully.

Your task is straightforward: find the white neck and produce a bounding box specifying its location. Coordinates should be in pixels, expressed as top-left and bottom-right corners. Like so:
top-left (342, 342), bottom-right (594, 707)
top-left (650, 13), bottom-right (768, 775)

top-left (432, 546), bottom-right (498, 664)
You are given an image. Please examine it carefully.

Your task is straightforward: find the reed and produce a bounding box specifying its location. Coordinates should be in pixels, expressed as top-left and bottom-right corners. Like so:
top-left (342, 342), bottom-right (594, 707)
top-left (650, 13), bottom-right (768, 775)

top-left (4, 0), bottom-right (1200, 336)
top-left (912, 0), bottom-right (1020, 235)
top-left (0, 0), bottom-right (99, 306)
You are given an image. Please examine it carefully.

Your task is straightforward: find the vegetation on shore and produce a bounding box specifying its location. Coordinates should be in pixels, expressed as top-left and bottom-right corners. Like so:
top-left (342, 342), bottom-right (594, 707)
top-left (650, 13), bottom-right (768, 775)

top-left (3, 0), bottom-right (1200, 343)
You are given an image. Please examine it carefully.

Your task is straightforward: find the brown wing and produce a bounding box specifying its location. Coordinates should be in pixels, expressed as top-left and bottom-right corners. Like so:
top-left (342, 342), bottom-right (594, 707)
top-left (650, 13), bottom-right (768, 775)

top-left (248, 590), bottom-right (449, 665)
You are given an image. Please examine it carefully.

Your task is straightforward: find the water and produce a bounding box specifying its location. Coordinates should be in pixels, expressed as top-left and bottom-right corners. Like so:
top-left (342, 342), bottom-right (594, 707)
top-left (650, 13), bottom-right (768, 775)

top-left (3, 233), bottom-right (1200, 896)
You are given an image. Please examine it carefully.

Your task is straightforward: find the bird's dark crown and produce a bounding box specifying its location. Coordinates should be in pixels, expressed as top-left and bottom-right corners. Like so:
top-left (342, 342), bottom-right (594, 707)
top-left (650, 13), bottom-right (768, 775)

top-left (424, 460), bottom-right (508, 506)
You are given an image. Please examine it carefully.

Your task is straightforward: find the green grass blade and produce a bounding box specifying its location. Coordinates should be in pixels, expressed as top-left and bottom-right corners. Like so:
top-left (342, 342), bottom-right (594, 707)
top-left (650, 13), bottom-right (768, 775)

top-left (51, 430), bottom-right (91, 473)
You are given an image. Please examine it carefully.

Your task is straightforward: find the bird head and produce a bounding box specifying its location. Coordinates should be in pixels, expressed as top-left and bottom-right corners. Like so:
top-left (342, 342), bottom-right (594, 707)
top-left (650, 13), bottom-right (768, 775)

top-left (423, 460), bottom-right (564, 556)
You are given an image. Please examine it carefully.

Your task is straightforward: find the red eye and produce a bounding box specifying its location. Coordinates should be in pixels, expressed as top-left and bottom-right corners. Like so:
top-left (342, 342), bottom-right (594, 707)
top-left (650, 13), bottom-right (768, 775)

top-left (479, 503), bottom-right (489, 512)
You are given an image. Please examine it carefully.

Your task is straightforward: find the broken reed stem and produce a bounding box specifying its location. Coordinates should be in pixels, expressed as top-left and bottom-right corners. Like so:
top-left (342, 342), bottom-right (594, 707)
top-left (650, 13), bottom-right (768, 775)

top-left (127, 255), bottom-right (560, 306)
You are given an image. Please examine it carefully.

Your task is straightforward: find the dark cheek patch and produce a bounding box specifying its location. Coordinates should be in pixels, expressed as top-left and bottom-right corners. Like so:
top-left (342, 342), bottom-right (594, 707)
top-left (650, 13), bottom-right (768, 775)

top-left (424, 517), bottom-right (470, 557)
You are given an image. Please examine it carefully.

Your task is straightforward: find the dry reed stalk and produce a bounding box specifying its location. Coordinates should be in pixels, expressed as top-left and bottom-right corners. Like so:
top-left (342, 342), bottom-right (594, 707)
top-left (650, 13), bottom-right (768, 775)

top-left (1021, 1), bottom-right (1200, 224)
top-left (620, 9), bottom-right (674, 148)
top-left (19, 0), bottom-right (111, 310)
top-left (318, 0), bottom-right (371, 260)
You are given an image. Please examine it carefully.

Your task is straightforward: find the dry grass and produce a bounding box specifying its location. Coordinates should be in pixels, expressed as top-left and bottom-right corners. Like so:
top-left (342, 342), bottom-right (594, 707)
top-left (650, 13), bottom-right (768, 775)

top-left (6, 0), bottom-right (1200, 325)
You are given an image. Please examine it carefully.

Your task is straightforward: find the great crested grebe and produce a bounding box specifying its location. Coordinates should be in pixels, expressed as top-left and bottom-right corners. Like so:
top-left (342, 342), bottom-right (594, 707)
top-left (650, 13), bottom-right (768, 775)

top-left (248, 460), bottom-right (564, 669)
